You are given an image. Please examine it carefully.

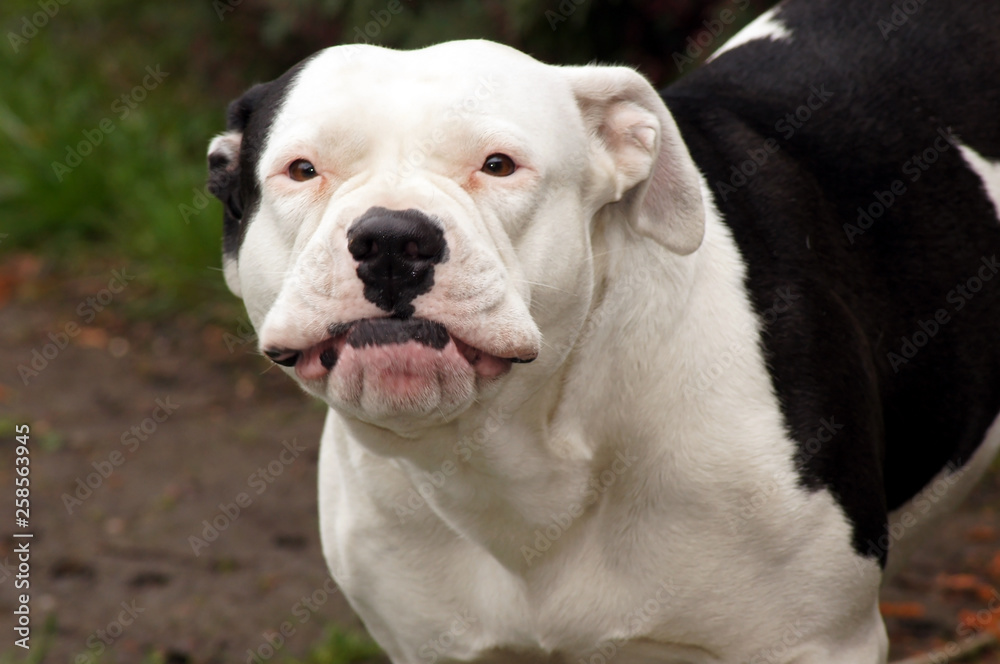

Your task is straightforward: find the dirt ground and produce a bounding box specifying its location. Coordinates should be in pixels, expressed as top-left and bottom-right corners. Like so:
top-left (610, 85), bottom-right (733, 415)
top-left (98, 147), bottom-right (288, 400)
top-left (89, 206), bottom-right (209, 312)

top-left (2, 254), bottom-right (1000, 663)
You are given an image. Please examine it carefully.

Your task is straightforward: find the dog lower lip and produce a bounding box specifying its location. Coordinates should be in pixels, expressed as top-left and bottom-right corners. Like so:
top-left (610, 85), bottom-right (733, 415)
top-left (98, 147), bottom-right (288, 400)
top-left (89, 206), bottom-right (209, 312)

top-left (341, 318), bottom-right (450, 350)
top-left (333, 318), bottom-right (535, 363)
top-left (292, 317), bottom-right (534, 378)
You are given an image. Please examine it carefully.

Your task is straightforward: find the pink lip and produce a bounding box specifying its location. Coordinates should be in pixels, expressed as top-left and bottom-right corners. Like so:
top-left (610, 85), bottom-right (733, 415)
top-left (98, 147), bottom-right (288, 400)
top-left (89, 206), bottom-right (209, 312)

top-left (296, 335), bottom-right (346, 381)
top-left (289, 319), bottom-right (522, 383)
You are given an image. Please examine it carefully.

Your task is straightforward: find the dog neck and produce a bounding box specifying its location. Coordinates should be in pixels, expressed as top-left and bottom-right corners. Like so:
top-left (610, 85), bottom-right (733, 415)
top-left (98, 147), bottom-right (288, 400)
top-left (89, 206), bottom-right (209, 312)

top-left (325, 194), bottom-right (775, 574)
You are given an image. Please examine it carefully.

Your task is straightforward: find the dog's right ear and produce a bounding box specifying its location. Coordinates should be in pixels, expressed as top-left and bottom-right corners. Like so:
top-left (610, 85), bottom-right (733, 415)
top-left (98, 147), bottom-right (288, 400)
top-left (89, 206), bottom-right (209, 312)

top-left (564, 66), bottom-right (705, 255)
top-left (207, 82), bottom-right (273, 298)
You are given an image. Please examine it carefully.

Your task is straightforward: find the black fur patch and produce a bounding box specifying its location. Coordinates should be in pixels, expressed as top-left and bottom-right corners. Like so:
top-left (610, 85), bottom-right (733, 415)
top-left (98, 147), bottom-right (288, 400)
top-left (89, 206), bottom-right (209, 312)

top-left (335, 318), bottom-right (451, 350)
top-left (207, 54), bottom-right (317, 258)
top-left (663, 0), bottom-right (1000, 564)
top-left (347, 208), bottom-right (449, 318)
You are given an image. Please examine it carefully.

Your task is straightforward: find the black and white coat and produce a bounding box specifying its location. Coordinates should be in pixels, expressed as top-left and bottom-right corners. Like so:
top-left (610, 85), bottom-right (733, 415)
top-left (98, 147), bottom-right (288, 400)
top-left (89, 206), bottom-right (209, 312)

top-left (208, 0), bottom-right (1000, 661)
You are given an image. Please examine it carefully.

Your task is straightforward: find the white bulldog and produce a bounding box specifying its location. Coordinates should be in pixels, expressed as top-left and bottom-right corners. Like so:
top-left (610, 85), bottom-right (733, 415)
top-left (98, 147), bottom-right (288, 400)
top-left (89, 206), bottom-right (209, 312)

top-left (207, 5), bottom-right (1000, 660)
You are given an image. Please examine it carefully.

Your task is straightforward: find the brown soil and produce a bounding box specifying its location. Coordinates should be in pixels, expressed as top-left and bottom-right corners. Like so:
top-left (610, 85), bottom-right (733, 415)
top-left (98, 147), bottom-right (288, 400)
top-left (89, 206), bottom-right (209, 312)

top-left (1, 255), bottom-right (999, 663)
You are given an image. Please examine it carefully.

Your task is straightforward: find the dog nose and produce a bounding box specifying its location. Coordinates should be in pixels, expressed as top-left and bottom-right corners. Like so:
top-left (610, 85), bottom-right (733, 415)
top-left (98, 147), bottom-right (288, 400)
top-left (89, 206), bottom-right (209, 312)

top-left (347, 207), bottom-right (448, 318)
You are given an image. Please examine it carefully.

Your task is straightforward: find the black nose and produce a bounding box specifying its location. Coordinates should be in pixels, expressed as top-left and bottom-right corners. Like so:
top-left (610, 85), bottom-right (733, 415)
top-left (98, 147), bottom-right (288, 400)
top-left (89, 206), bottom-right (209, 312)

top-left (347, 207), bottom-right (448, 318)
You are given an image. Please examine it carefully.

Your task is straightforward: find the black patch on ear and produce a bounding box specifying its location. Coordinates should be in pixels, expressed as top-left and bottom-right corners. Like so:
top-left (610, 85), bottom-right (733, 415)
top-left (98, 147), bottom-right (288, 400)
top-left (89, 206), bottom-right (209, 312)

top-left (207, 133), bottom-right (245, 258)
top-left (206, 54), bottom-right (317, 258)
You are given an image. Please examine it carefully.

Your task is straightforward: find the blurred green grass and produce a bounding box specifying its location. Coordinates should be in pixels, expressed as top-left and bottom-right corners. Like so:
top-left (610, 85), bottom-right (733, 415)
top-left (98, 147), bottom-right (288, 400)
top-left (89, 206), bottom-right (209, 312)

top-left (0, 0), bottom-right (570, 313)
top-left (0, 2), bottom-right (238, 312)
top-left (0, 616), bottom-right (384, 663)
top-left (0, 0), bottom-right (769, 317)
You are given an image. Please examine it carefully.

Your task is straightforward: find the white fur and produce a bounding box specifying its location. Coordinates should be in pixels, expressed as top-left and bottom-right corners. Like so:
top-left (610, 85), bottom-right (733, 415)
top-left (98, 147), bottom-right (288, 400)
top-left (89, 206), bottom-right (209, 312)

top-left (229, 41), bottom-right (893, 663)
top-left (319, 190), bottom-right (886, 663)
top-left (708, 7), bottom-right (793, 61)
top-left (959, 144), bottom-right (1000, 219)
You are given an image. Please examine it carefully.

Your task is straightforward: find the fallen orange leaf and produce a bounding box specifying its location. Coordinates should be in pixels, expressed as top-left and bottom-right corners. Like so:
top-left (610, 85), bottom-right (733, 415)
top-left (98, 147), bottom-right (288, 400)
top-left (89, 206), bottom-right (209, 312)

top-left (959, 606), bottom-right (1000, 637)
top-left (976, 583), bottom-right (999, 603)
top-left (880, 601), bottom-right (926, 619)
top-left (959, 609), bottom-right (981, 632)
top-left (76, 326), bottom-right (109, 349)
top-left (967, 525), bottom-right (999, 543)
top-left (937, 573), bottom-right (988, 593)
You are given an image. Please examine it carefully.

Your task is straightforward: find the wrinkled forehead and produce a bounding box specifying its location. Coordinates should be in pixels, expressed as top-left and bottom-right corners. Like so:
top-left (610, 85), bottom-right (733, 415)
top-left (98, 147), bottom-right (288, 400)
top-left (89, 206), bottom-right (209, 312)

top-left (268, 40), bottom-right (577, 148)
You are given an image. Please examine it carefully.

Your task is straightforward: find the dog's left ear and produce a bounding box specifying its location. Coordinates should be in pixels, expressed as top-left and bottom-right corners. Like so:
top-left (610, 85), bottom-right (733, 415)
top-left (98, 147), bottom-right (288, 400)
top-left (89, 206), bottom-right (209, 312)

top-left (565, 66), bottom-right (705, 255)
top-left (206, 82), bottom-right (274, 297)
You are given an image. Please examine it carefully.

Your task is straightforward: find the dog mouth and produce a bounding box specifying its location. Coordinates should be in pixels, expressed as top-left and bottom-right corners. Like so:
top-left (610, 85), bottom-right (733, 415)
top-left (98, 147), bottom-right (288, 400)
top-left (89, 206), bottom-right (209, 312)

top-left (263, 318), bottom-right (533, 382)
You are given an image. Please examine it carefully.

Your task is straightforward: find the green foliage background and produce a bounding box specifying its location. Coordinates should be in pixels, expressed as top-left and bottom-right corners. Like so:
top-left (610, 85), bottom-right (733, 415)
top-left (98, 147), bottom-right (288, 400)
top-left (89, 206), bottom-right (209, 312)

top-left (0, 0), bottom-right (775, 312)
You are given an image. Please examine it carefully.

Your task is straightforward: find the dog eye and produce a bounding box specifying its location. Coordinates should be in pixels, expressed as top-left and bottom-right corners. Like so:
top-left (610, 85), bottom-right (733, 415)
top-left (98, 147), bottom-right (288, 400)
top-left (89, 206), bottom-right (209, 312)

top-left (481, 154), bottom-right (516, 177)
top-left (288, 159), bottom-right (318, 182)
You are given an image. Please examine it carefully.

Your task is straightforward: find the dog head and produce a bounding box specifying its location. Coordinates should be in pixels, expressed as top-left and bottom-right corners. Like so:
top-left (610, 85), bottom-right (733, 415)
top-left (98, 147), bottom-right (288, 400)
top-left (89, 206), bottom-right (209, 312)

top-left (208, 40), bottom-right (704, 434)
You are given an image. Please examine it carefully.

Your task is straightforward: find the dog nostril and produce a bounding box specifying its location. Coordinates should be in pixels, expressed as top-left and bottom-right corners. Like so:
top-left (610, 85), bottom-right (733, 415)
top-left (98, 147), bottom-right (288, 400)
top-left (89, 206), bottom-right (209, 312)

top-left (346, 210), bottom-right (446, 266)
top-left (348, 238), bottom-right (375, 261)
top-left (346, 208), bottom-right (448, 316)
top-left (264, 349), bottom-right (301, 367)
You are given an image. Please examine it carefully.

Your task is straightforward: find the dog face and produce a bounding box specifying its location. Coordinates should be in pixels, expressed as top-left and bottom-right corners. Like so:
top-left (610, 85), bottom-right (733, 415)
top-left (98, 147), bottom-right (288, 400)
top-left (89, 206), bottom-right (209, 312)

top-left (208, 40), bottom-right (704, 433)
